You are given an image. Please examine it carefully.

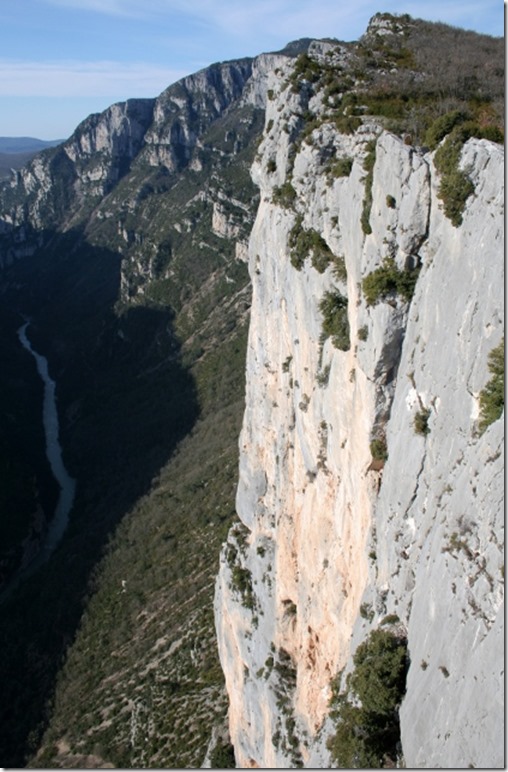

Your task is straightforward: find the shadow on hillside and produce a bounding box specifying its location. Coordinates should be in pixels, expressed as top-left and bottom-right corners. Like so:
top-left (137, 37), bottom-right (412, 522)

top-left (0, 227), bottom-right (199, 766)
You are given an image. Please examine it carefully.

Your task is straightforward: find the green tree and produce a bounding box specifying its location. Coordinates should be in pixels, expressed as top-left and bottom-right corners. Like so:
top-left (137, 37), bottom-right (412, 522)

top-left (328, 629), bottom-right (408, 768)
top-left (319, 290), bottom-right (350, 351)
top-left (209, 740), bottom-right (236, 768)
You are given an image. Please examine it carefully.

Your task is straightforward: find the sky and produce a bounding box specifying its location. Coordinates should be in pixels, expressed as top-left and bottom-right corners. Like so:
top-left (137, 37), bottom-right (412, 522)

top-left (0, 0), bottom-right (504, 140)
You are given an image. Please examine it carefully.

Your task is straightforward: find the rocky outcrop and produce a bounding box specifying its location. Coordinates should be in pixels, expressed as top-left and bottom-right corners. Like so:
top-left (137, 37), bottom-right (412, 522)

top-left (215, 40), bottom-right (504, 769)
top-left (142, 60), bottom-right (253, 169)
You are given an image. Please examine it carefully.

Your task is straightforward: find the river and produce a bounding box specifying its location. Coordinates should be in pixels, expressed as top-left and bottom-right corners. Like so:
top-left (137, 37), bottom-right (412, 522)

top-left (0, 322), bottom-right (76, 600)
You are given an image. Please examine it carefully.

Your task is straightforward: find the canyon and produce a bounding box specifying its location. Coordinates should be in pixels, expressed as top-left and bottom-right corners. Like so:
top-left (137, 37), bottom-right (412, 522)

top-left (0, 13), bottom-right (503, 769)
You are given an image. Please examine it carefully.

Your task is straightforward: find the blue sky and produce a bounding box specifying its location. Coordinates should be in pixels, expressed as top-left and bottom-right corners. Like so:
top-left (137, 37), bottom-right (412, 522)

top-left (0, 0), bottom-right (504, 140)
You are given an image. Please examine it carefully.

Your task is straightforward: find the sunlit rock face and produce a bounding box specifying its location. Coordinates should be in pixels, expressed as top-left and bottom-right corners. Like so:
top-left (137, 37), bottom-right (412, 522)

top-left (215, 41), bottom-right (504, 768)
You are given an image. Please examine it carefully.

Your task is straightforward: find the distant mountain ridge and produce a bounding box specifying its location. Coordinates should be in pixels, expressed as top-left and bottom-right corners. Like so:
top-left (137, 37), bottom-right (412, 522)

top-left (0, 136), bottom-right (64, 154)
top-left (0, 137), bottom-right (64, 180)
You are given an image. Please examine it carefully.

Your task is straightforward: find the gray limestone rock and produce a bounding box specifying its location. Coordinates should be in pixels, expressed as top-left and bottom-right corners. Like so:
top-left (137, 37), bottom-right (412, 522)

top-left (215, 50), bottom-right (504, 771)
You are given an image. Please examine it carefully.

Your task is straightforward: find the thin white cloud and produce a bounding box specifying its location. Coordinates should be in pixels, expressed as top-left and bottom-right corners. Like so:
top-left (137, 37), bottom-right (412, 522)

top-left (38, 0), bottom-right (385, 38)
top-left (43, 0), bottom-right (502, 31)
top-left (45, 0), bottom-right (189, 18)
top-left (0, 60), bottom-right (189, 98)
top-left (44, 0), bottom-right (145, 16)
top-left (42, 0), bottom-right (503, 41)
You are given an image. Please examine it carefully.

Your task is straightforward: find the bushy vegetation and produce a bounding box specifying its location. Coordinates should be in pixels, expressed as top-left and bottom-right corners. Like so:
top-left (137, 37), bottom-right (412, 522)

top-left (361, 142), bottom-right (377, 235)
top-left (478, 338), bottom-right (504, 434)
top-left (370, 437), bottom-right (388, 463)
top-left (362, 257), bottom-right (420, 306)
top-left (288, 216), bottom-right (335, 272)
top-left (433, 117), bottom-right (503, 226)
top-left (332, 254), bottom-right (348, 283)
top-left (327, 156), bottom-right (354, 179)
top-left (319, 290), bottom-right (350, 351)
top-left (328, 629), bottom-right (408, 768)
top-left (272, 181), bottom-right (297, 208)
top-left (287, 53), bottom-right (322, 93)
top-left (414, 407), bottom-right (431, 435)
top-left (226, 527), bottom-right (256, 612)
top-left (358, 325), bottom-right (369, 341)
top-left (333, 115), bottom-right (362, 135)
top-left (434, 128), bottom-right (474, 226)
top-left (424, 109), bottom-right (470, 149)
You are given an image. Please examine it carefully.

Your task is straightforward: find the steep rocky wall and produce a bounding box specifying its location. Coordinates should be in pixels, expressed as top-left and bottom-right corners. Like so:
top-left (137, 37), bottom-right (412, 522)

top-left (215, 49), bottom-right (504, 768)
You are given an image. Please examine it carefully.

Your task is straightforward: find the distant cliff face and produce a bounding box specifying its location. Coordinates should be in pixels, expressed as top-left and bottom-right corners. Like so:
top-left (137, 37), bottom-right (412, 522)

top-left (215, 29), bottom-right (504, 769)
top-left (0, 55), bottom-right (280, 267)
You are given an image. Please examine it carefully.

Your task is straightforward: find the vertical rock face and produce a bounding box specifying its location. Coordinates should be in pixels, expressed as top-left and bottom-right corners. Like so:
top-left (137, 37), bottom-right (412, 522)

top-left (215, 42), bottom-right (504, 768)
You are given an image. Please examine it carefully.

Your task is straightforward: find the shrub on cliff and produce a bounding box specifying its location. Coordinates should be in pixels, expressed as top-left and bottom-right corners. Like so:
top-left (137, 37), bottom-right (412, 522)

top-left (272, 181), bottom-right (297, 208)
top-left (288, 217), bottom-right (336, 273)
top-left (319, 290), bottom-right (350, 351)
top-left (370, 437), bottom-right (388, 462)
top-left (360, 141), bottom-right (377, 235)
top-left (362, 257), bottom-right (420, 306)
top-left (433, 121), bottom-right (503, 227)
top-left (425, 109), bottom-right (470, 149)
top-left (328, 629), bottom-right (408, 768)
top-left (414, 407), bottom-right (431, 435)
top-left (478, 338), bottom-right (504, 434)
top-left (433, 125), bottom-right (474, 227)
top-left (288, 53), bottom-right (322, 93)
top-left (328, 156), bottom-right (354, 179)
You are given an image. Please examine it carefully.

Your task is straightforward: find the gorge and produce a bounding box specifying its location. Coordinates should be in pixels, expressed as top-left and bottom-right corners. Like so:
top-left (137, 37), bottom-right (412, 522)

top-left (0, 12), bottom-right (504, 769)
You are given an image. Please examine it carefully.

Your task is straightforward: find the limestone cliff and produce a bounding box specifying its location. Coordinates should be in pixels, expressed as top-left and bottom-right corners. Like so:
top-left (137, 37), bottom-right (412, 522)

top-left (215, 32), bottom-right (504, 769)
